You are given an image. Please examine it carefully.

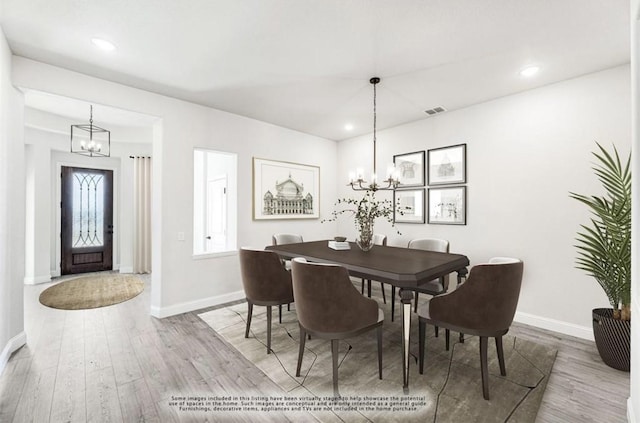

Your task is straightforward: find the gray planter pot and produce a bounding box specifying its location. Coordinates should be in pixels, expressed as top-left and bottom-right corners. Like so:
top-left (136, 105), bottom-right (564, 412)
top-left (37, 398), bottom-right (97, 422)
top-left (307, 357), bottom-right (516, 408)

top-left (592, 308), bottom-right (630, 372)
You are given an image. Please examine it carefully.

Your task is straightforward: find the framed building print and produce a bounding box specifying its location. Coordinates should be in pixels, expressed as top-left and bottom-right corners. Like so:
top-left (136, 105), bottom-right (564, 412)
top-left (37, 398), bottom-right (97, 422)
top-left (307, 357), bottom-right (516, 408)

top-left (428, 186), bottom-right (466, 225)
top-left (394, 188), bottom-right (425, 223)
top-left (252, 157), bottom-right (320, 220)
top-left (393, 150), bottom-right (425, 188)
top-left (427, 143), bottom-right (467, 185)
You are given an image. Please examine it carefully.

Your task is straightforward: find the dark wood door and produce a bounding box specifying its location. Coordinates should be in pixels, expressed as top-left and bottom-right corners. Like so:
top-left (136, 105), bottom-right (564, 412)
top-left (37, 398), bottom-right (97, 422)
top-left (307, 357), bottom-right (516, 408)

top-left (61, 166), bottom-right (113, 275)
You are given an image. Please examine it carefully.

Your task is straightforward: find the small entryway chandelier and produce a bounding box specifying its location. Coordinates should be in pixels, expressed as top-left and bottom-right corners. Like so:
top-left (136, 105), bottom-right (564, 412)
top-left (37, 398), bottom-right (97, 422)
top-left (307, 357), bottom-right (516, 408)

top-left (348, 77), bottom-right (400, 191)
top-left (70, 105), bottom-right (110, 157)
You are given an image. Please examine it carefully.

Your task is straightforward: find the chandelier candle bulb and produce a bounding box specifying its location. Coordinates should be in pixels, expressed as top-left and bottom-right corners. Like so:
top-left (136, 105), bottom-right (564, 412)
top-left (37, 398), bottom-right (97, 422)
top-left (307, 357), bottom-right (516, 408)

top-left (348, 171), bottom-right (356, 183)
top-left (386, 164), bottom-right (395, 178)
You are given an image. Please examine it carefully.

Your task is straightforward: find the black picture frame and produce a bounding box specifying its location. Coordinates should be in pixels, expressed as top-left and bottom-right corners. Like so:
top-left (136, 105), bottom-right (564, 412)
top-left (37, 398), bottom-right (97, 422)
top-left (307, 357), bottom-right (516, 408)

top-left (394, 188), bottom-right (426, 224)
top-left (427, 143), bottom-right (467, 186)
top-left (427, 186), bottom-right (467, 225)
top-left (393, 150), bottom-right (425, 188)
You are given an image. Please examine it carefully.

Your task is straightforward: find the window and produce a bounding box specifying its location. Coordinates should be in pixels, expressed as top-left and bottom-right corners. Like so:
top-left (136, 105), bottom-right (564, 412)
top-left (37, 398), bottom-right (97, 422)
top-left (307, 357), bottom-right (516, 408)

top-left (193, 149), bottom-right (237, 255)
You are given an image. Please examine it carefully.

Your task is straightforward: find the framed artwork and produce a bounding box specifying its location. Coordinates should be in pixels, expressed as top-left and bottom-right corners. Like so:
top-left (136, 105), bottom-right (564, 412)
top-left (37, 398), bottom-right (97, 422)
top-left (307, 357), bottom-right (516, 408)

top-left (394, 151), bottom-right (425, 187)
top-left (427, 143), bottom-right (467, 185)
top-left (428, 186), bottom-right (466, 225)
top-left (252, 157), bottom-right (320, 220)
top-left (394, 188), bottom-right (425, 224)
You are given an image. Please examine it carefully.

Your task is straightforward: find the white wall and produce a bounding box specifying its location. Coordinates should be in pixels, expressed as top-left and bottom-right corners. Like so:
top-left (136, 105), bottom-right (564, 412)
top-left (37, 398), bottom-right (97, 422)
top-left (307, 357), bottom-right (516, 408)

top-left (338, 65), bottom-right (631, 340)
top-left (0, 28), bottom-right (26, 373)
top-left (629, 1), bottom-right (639, 422)
top-left (12, 56), bottom-right (338, 318)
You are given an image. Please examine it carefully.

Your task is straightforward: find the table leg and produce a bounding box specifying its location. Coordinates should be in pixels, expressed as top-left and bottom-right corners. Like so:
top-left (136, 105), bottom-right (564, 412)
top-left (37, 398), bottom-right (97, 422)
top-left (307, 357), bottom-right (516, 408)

top-left (457, 267), bottom-right (468, 285)
top-left (399, 288), bottom-right (414, 392)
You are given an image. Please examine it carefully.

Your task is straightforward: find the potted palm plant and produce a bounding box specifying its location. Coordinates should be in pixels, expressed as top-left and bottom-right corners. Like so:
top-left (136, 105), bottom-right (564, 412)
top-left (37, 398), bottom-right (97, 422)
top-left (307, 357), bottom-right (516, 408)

top-left (569, 142), bottom-right (631, 371)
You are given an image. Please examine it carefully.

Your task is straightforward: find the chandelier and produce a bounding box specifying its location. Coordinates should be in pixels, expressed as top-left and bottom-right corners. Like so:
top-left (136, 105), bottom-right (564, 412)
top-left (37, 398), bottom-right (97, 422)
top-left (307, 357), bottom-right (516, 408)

top-left (348, 77), bottom-right (400, 191)
top-left (70, 105), bottom-right (110, 157)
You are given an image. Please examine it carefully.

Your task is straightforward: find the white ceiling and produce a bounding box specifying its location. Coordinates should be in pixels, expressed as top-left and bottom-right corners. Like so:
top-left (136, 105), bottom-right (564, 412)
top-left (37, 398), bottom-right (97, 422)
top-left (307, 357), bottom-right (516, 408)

top-left (0, 0), bottom-right (630, 140)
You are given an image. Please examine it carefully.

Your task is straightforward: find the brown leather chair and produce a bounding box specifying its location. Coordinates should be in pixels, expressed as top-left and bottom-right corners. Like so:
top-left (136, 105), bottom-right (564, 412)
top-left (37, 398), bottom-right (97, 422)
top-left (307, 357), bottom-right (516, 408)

top-left (291, 257), bottom-right (384, 397)
top-left (417, 257), bottom-right (524, 400)
top-left (360, 234), bottom-right (388, 302)
top-left (239, 248), bottom-right (295, 354)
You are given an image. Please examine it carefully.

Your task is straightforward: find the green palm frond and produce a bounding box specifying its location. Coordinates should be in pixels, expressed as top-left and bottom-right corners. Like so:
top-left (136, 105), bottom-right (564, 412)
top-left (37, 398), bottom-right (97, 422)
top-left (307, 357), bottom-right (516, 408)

top-left (569, 143), bottom-right (631, 311)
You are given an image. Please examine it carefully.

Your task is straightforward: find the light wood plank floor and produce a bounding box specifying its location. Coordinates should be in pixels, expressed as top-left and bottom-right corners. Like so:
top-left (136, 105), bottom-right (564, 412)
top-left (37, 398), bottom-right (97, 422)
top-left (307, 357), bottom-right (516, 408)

top-left (0, 274), bottom-right (630, 422)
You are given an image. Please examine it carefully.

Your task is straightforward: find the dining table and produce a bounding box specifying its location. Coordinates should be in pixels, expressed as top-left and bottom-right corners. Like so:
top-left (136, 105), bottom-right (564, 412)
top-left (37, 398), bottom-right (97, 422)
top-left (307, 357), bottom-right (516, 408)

top-left (265, 240), bottom-right (470, 391)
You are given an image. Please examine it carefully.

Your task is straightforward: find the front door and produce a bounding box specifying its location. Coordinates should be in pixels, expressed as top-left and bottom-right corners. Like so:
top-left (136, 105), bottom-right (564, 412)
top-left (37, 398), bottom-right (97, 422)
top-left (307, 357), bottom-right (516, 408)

top-left (61, 166), bottom-right (113, 275)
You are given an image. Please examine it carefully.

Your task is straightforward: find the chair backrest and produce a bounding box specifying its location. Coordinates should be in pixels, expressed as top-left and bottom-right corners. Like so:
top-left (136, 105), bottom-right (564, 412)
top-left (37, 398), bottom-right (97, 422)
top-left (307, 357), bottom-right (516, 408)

top-left (430, 259), bottom-right (524, 334)
top-left (272, 233), bottom-right (303, 245)
top-left (291, 257), bottom-right (378, 333)
top-left (238, 248), bottom-right (293, 303)
top-left (408, 238), bottom-right (449, 253)
top-left (372, 234), bottom-right (387, 246)
top-left (488, 257), bottom-right (520, 264)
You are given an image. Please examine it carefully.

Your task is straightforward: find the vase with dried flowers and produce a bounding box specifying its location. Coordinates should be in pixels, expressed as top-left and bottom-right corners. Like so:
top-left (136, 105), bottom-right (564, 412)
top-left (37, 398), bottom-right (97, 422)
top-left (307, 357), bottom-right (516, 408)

top-left (323, 191), bottom-right (400, 251)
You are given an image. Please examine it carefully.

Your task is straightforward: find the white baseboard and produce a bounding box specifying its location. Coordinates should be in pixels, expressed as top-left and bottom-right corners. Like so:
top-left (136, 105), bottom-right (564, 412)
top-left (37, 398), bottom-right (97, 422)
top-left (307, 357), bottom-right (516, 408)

top-left (0, 331), bottom-right (27, 376)
top-left (23, 274), bottom-right (51, 285)
top-left (514, 311), bottom-right (594, 341)
top-left (119, 266), bottom-right (134, 274)
top-left (50, 270), bottom-right (60, 278)
top-left (150, 290), bottom-right (245, 319)
top-left (628, 397), bottom-right (636, 423)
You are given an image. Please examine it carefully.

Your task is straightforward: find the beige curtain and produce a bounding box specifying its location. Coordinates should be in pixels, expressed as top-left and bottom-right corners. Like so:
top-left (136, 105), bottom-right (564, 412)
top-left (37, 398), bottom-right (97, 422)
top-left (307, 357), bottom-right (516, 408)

top-left (133, 156), bottom-right (152, 273)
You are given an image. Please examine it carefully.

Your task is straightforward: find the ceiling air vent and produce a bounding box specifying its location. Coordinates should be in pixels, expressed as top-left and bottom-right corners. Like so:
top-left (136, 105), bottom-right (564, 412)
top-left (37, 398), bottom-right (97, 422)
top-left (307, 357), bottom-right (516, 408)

top-left (424, 106), bottom-right (447, 116)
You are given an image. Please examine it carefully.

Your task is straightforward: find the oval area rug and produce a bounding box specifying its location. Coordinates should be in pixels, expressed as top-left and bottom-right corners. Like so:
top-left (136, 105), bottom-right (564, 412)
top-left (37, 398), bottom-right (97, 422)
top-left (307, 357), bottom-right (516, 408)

top-left (39, 274), bottom-right (145, 310)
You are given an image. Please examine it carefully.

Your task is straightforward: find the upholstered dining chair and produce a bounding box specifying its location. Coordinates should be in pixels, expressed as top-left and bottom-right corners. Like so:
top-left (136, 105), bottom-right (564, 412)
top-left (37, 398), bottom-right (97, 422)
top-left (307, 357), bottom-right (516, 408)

top-left (386, 238), bottom-right (450, 322)
top-left (291, 257), bottom-right (384, 397)
top-left (417, 257), bottom-right (524, 400)
top-left (272, 233), bottom-right (303, 246)
top-left (239, 248), bottom-right (295, 354)
top-left (361, 234), bottom-right (388, 303)
top-left (272, 233), bottom-right (304, 272)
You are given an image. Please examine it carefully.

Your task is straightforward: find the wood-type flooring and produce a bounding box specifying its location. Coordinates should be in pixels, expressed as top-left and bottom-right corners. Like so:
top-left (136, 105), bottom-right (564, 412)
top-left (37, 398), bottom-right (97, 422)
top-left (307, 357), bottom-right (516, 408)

top-left (0, 274), bottom-right (630, 422)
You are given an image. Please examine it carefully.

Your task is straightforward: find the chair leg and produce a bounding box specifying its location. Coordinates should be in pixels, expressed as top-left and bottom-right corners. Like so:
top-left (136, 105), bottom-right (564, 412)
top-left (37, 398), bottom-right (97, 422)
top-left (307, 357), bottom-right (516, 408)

top-left (418, 319), bottom-right (426, 374)
top-left (445, 329), bottom-right (450, 351)
top-left (296, 325), bottom-right (306, 377)
top-left (391, 286), bottom-right (396, 322)
top-left (377, 326), bottom-right (383, 379)
top-left (331, 339), bottom-right (340, 397)
top-left (278, 304), bottom-right (282, 324)
top-left (245, 301), bottom-right (253, 338)
top-left (496, 336), bottom-right (506, 376)
top-left (361, 278), bottom-right (365, 294)
top-left (480, 336), bottom-right (490, 400)
top-left (435, 326), bottom-right (439, 337)
top-left (380, 282), bottom-right (387, 304)
top-left (287, 303), bottom-right (290, 311)
top-left (414, 293), bottom-right (419, 312)
top-left (266, 306), bottom-right (272, 354)
top-left (367, 280), bottom-right (372, 297)
top-left (460, 333), bottom-right (465, 343)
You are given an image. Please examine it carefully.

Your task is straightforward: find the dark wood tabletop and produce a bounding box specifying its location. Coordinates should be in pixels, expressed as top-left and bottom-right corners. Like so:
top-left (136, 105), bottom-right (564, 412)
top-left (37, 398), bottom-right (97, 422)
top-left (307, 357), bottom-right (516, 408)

top-left (266, 240), bottom-right (469, 289)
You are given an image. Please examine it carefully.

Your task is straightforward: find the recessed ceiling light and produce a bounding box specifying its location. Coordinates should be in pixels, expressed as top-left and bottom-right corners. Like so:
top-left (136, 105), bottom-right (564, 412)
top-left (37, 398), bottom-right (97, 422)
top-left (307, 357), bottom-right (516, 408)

top-left (91, 38), bottom-right (116, 51)
top-left (520, 66), bottom-right (539, 77)
top-left (344, 123), bottom-right (354, 131)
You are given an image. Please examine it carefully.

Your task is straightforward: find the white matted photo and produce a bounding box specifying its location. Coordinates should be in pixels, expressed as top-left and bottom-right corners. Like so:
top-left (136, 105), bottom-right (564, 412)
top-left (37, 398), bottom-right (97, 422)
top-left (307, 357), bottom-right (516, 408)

top-left (394, 151), bottom-right (425, 187)
top-left (394, 189), bottom-right (425, 224)
top-left (252, 158), bottom-right (320, 220)
top-left (428, 186), bottom-right (466, 225)
top-left (427, 144), bottom-right (466, 185)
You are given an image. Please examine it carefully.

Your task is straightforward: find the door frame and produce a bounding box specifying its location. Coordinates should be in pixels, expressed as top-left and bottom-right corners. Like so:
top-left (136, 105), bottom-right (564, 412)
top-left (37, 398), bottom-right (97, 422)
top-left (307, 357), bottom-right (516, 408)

top-left (54, 160), bottom-right (119, 277)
